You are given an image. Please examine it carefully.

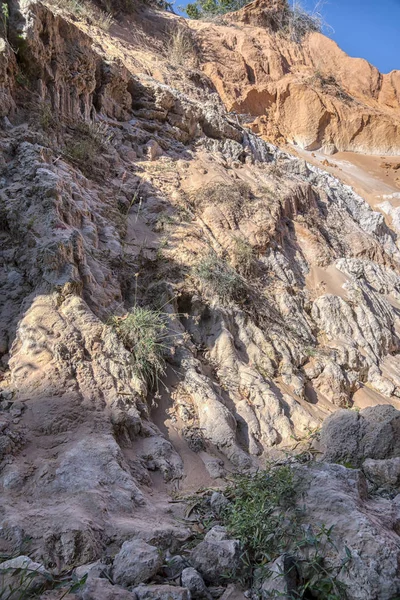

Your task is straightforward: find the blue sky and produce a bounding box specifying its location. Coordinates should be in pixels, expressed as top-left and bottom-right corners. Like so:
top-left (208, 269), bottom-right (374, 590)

top-left (295, 0), bottom-right (400, 73)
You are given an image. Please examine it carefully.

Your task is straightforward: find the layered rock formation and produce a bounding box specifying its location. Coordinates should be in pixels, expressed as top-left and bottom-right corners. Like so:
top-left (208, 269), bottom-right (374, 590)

top-left (0, 0), bottom-right (400, 598)
top-left (190, 1), bottom-right (400, 154)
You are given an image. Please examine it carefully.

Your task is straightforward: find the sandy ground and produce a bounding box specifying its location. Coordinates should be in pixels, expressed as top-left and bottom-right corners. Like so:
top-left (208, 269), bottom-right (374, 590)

top-left (293, 147), bottom-right (400, 211)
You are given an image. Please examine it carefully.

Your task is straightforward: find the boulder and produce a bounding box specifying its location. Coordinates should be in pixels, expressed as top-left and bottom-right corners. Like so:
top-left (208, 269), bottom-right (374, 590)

top-left (363, 457), bottom-right (400, 488)
top-left (319, 405), bottom-right (400, 466)
top-left (0, 555), bottom-right (49, 600)
top-left (133, 584), bottom-right (191, 600)
top-left (113, 540), bottom-right (163, 587)
top-left (163, 555), bottom-right (190, 580)
top-left (294, 463), bottom-right (400, 598)
top-left (79, 577), bottom-right (135, 599)
top-left (181, 567), bottom-right (211, 599)
top-left (209, 492), bottom-right (230, 515)
top-left (190, 527), bottom-right (240, 585)
top-left (74, 560), bottom-right (109, 581)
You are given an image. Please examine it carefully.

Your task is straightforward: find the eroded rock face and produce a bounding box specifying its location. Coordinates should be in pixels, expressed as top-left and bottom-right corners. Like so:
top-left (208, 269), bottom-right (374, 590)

top-left (294, 464), bottom-right (400, 600)
top-left (190, 7), bottom-right (400, 154)
top-left (0, 0), bottom-right (400, 597)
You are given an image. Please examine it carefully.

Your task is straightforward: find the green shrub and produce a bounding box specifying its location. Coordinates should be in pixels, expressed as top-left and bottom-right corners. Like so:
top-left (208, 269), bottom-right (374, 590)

top-left (194, 252), bottom-right (247, 303)
top-left (222, 468), bottom-right (295, 569)
top-left (218, 467), bottom-right (349, 598)
top-left (185, 0), bottom-right (248, 19)
top-left (109, 306), bottom-right (171, 388)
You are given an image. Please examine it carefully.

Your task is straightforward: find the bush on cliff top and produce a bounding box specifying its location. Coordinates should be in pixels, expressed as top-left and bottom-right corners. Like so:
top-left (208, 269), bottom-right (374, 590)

top-left (185, 0), bottom-right (324, 42)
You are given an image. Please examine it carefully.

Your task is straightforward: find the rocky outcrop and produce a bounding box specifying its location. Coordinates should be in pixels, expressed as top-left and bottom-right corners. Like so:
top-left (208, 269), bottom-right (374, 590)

top-left (189, 1), bottom-right (400, 154)
top-left (0, 1), bottom-right (400, 598)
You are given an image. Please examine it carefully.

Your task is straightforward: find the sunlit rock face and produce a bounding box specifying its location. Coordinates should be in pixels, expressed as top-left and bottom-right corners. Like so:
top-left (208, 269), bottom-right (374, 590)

top-left (1, 1), bottom-right (400, 598)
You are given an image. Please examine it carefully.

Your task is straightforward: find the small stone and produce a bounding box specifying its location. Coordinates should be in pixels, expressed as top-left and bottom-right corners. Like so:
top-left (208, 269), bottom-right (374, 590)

top-left (0, 556), bottom-right (49, 598)
top-left (210, 492), bottom-right (229, 515)
top-left (80, 577), bottom-right (135, 599)
top-left (145, 140), bottom-right (162, 161)
top-left (163, 555), bottom-right (189, 579)
top-left (74, 560), bottom-right (109, 581)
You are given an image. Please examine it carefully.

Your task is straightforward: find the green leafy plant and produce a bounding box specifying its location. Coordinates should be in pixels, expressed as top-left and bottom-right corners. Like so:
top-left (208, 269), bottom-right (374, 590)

top-left (0, 561), bottom-right (87, 600)
top-left (109, 305), bottom-right (172, 389)
top-left (222, 468), bottom-right (295, 571)
top-left (220, 468), bottom-right (349, 597)
top-left (183, 460), bottom-right (350, 598)
top-left (185, 0), bottom-right (249, 19)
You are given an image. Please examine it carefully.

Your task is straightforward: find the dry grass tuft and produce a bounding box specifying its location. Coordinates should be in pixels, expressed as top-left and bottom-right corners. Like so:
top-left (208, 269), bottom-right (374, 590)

top-left (165, 28), bottom-right (198, 68)
top-left (46, 0), bottom-right (113, 31)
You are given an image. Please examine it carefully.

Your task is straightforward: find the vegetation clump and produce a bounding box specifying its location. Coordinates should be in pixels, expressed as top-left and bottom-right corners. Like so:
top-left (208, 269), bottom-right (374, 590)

top-left (185, 0), bottom-right (324, 43)
top-left (231, 237), bottom-right (256, 277)
top-left (64, 120), bottom-right (111, 173)
top-left (193, 181), bottom-right (252, 213)
top-left (194, 252), bottom-right (247, 304)
top-left (47, 0), bottom-right (113, 30)
top-left (185, 462), bottom-right (350, 599)
top-left (109, 306), bottom-right (171, 389)
top-left (166, 27), bottom-right (198, 67)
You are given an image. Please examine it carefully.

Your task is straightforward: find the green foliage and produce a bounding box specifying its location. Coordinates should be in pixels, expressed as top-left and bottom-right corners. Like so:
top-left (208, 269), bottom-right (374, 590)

top-left (194, 252), bottom-right (247, 304)
top-left (109, 306), bottom-right (171, 388)
top-left (185, 0), bottom-right (251, 19)
top-left (222, 468), bottom-right (295, 569)
top-left (186, 464), bottom-right (350, 598)
top-left (185, 0), bottom-right (324, 43)
top-left (0, 561), bottom-right (87, 600)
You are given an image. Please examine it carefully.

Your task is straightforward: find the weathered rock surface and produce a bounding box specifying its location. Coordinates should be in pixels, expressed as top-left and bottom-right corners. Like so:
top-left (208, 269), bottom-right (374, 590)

top-left (320, 405), bottom-right (400, 466)
top-left (181, 567), bottom-right (211, 599)
top-left (113, 540), bottom-right (163, 587)
top-left (190, 527), bottom-right (241, 584)
top-left (294, 463), bottom-right (400, 599)
top-left (0, 0), bottom-right (400, 598)
top-left (363, 457), bottom-right (400, 488)
top-left (190, 4), bottom-right (400, 155)
top-left (133, 584), bottom-right (191, 600)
